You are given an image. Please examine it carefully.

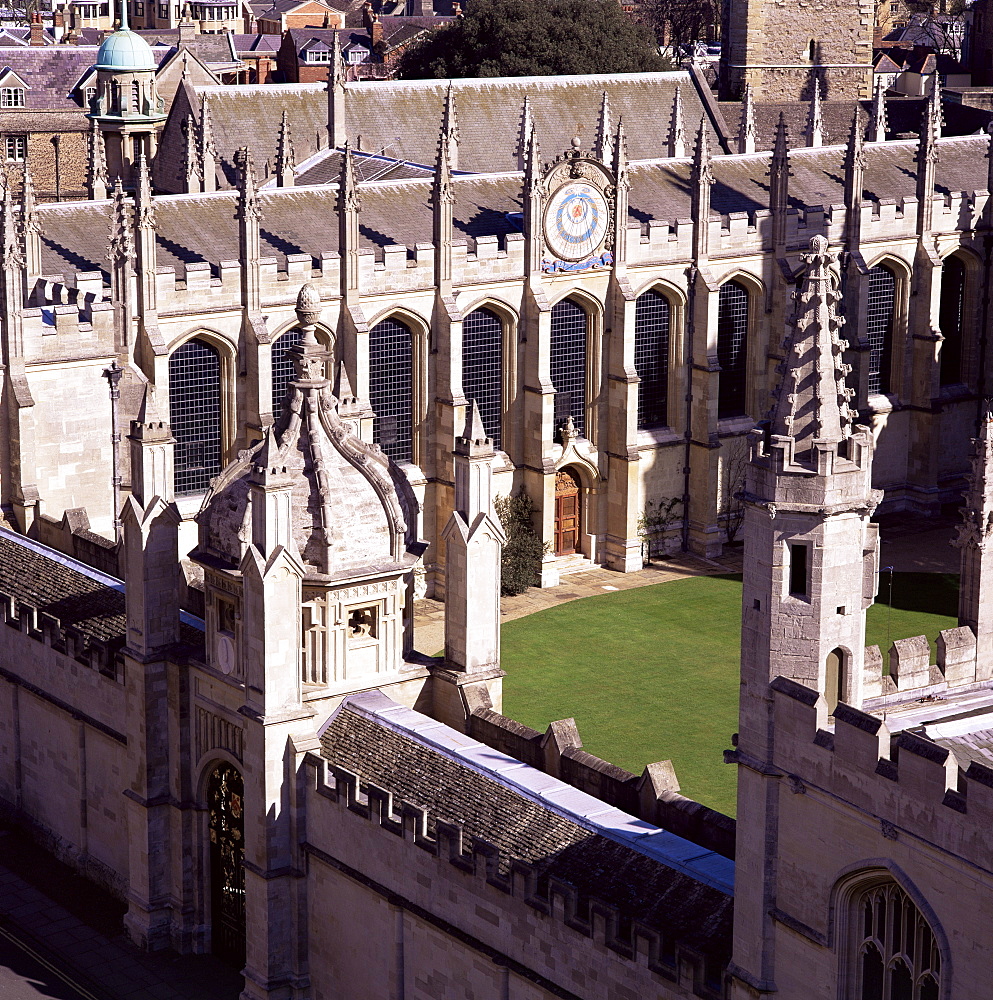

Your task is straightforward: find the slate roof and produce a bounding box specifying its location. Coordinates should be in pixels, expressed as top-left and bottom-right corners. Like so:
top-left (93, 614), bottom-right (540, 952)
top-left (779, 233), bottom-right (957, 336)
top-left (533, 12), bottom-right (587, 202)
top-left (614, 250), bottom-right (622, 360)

top-left (319, 691), bottom-right (733, 960)
top-left (232, 32), bottom-right (281, 53)
top-left (0, 45), bottom-right (99, 110)
top-left (717, 96), bottom-right (991, 151)
top-left (43, 134), bottom-right (991, 278)
top-left (0, 527), bottom-right (204, 647)
top-left (934, 728), bottom-right (993, 767)
top-left (140, 28), bottom-right (240, 65)
top-left (155, 70), bottom-right (727, 193)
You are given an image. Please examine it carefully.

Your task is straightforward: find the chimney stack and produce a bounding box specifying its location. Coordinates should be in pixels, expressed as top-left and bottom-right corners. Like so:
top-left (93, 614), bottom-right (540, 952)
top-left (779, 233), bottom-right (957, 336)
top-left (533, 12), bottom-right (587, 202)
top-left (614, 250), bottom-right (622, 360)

top-left (29, 11), bottom-right (44, 46)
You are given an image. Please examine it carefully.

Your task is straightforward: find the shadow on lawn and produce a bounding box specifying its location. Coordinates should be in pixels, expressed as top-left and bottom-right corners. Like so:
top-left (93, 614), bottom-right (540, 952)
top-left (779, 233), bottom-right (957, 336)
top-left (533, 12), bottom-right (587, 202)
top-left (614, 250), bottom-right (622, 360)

top-left (708, 571), bottom-right (959, 618)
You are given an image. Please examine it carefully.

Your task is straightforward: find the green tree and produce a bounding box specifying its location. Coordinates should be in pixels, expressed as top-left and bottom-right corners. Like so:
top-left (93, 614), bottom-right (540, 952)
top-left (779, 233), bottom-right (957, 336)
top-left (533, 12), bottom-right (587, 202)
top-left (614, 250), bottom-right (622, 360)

top-left (494, 488), bottom-right (546, 596)
top-left (397, 0), bottom-right (668, 79)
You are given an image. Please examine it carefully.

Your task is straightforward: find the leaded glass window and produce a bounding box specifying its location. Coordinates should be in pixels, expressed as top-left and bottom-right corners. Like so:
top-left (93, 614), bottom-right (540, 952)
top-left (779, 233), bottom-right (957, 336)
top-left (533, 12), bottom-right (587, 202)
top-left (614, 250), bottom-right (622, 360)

top-left (867, 266), bottom-right (896, 396)
top-left (853, 882), bottom-right (941, 1000)
top-left (634, 289), bottom-right (671, 429)
top-left (370, 317), bottom-right (413, 464)
top-left (938, 256), bottom-right (965, 386)
top-left (462, 307), bottom-right (503, 450)
top-left (271, 328), bottom-right (302, 412)
top-left (717, 280), bottom-right (749, 418)
top-left (550, 299), bottom-right (587, 437)
top-left (169, 338), bottom-right (221, 496)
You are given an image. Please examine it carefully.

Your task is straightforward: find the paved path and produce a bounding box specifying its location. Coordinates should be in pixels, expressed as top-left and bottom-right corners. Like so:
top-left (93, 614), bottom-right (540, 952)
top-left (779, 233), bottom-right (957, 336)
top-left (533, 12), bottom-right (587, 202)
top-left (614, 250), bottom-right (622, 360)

top-left (0, 826), bottom-right (242, 1000)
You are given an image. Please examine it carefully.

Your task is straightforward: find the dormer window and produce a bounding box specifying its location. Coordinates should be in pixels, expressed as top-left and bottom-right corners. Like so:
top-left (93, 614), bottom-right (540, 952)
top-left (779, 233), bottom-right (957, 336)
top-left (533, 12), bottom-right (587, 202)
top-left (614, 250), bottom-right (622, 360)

top-left (347, 47), bottom-right (367, 64)
top-left (305, 46), bottom-right (332, 62)
top-left (0, 88), bottom-right (24, 108)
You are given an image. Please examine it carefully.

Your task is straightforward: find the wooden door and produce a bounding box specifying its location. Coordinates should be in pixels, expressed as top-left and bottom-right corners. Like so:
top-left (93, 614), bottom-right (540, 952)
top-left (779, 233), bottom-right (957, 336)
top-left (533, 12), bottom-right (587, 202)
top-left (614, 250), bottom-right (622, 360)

top-left (554, 469), bottom-right (581, 556)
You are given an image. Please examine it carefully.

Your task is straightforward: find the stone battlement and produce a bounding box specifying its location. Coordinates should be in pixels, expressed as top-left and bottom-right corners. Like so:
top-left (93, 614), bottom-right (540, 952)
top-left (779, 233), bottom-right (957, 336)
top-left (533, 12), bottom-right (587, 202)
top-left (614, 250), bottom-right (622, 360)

top-left (762, 676), bottom-right (993, 867)
top-left (302, 751), bottom-right (729, 997)
top-left (0, 590), bottom-right (123, 680)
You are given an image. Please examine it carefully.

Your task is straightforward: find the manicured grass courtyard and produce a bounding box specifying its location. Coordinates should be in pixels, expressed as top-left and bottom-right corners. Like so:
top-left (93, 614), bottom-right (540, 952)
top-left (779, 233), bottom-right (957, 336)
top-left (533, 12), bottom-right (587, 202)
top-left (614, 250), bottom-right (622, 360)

top-left (501, 571), bottom-right (959, 818)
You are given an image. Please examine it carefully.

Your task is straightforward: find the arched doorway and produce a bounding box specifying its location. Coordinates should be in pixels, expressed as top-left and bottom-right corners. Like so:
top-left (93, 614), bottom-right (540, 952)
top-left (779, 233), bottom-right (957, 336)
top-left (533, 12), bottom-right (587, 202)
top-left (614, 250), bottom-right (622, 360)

top-left (554, 468), bottom-right (582, 556)
top-left (207, 762), bottom-right (245, 966)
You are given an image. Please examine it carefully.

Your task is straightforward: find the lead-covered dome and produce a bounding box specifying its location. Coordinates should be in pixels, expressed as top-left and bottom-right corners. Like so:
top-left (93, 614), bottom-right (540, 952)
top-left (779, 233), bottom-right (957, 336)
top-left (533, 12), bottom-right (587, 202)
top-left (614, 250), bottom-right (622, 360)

top-left (96, 28), bottom-right (157, 72)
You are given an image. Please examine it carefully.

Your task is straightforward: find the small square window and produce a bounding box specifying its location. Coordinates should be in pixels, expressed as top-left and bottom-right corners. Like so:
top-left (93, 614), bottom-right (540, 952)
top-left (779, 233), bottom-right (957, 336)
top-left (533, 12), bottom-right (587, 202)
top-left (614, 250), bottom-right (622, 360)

top-left (4, 135), bottom-right (26, 162)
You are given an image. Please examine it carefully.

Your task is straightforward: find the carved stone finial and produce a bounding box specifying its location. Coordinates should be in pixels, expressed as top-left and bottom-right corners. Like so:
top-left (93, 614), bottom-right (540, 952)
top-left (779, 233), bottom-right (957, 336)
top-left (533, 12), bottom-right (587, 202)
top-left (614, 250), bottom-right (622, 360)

top-left (667, 84), bottom-right (685, 158)
top-left (871, 77), bottom-right (889, 143)
top-left (805, 79), bottom-right (823, 148)
top-left (738, 83), bottom-right (756, 154)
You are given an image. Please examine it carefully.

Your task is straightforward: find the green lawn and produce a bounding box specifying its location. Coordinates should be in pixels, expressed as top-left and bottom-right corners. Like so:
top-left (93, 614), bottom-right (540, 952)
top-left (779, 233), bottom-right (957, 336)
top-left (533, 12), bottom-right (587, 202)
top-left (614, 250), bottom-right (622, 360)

top-left (501, 572), bottom-right (958, 819)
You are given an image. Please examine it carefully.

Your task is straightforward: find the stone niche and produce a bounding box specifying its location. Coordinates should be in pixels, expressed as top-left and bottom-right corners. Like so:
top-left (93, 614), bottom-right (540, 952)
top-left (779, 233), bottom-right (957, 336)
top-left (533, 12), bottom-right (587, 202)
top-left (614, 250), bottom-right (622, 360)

top-left (301, 573), bottom-right (405, 694)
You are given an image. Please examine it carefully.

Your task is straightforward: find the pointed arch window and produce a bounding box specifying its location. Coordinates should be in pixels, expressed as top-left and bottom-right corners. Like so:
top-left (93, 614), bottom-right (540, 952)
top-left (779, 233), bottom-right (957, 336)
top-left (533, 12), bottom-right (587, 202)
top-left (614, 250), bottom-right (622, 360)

top-left (634, 289), bottom-right (671, 429)
top-left (850, 881), bottom-right (941, 1000)
top-left (867, 265), bottom-right (896, 395)
top-left (550, 298), bottom-right (587, 437)
top-left (169, 337), bottom-right (221, 496)
top-left (717, 280), bottom-right (749, 418)
top-left (370, 316), bottom-right (413, 464)
top-left (462, 307), bottom-right (503, 450)
top-left (938, 255), bottom-right (966, 386)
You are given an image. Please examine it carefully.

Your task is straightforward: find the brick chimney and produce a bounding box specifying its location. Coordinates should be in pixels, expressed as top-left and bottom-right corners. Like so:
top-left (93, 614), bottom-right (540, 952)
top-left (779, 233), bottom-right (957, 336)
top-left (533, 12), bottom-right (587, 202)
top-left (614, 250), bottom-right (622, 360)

top-left (362, 0), bottom-right (373, 31)
top-left (29, 11), bottom-right (44, 46)
top-left (369, 12), bottom-right (383, 46)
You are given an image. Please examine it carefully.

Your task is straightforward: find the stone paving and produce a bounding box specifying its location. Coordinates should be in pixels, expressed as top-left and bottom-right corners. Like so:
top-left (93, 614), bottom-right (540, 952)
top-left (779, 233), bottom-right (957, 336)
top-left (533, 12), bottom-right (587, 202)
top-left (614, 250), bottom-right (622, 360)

top-left (0, 825), bottom-right (242, 1000)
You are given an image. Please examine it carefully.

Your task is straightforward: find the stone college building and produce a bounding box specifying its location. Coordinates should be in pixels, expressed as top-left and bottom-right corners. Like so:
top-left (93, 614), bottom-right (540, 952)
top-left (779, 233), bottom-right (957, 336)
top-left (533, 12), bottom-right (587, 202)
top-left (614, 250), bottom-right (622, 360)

top-left (0, 1), bottom-right (992, 997)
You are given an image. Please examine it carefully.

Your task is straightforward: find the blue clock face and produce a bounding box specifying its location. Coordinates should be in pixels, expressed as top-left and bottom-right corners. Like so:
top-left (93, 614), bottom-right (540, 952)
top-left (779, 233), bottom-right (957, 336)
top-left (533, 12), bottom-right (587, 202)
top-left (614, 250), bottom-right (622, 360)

top-left (544, 182), bottom-right (610, 262)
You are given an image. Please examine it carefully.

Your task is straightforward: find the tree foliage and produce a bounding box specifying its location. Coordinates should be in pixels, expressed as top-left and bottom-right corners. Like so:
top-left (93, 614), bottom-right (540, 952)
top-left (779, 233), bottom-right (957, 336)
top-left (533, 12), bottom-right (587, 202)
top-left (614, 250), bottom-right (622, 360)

top-left (397, 0), bottom-right (668, 79)
top-left (494, 488), bottom-right (546, 596)
top-left (637, 0), bottom-right (720, 62)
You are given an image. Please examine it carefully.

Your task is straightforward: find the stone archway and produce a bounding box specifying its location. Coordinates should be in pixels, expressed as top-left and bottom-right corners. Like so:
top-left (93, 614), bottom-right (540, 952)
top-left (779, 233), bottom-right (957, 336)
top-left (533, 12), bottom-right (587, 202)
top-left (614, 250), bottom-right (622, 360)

top-left (206, 761), bottom-right (245, 966)
top-left (554, 467), bottom-right (582, 556)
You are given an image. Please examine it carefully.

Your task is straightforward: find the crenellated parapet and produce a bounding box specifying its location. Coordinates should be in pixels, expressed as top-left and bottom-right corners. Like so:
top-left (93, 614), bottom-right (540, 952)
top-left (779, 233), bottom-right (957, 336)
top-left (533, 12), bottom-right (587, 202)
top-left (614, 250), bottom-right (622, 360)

top-left (761, 676), bottom-right (993, 861)
top-left (0, 590), bottom-right (124, 679)
top-left (301, 750), bottom-right (731, 997)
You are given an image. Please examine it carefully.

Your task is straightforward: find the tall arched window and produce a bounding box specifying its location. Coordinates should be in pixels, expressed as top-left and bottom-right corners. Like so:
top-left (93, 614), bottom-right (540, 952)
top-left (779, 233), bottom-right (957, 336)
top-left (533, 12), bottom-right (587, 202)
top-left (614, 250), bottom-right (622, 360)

top-left (369, 316), bottom-right (413, 464)
top-left (271, 328), bottom-right (302, 411)
top-left (717, 280), bottom-right (749, 418)
top-left (131, 80), bottom-right (141, 114)
top-left (851, 882), bottom-right (940, 1000)
top-left (938, 256), bottom-right (966, 387)
top-left (867, 266), bottom-right (896, 396)
top-left (169, 338), bottom-right (221, 496)
top-left (634, 289), bottom-right (671, 429)
top-left (462, 307), bottom-right (503, 450)
top-left (550, 298), bottom-right (587, 437)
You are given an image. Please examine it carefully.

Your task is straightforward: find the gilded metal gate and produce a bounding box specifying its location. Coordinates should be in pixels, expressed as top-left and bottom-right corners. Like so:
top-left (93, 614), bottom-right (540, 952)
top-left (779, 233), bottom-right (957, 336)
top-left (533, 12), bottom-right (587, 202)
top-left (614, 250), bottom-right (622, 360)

top-left (207, 762), bottom-right (245, 966)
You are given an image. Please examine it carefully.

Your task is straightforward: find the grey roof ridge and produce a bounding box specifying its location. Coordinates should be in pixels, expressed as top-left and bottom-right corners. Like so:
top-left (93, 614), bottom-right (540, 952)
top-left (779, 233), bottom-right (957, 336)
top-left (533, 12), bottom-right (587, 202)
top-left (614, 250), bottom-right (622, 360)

top-left (0, 525), bottom-right (205, 632)
top-left (321, 689), bottom-right (735, 895)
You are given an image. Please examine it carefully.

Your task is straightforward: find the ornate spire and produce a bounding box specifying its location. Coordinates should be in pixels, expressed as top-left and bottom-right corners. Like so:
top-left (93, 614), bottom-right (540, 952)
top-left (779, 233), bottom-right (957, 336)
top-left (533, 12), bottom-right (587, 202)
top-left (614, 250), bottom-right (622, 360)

top-left (337, 140), bottom-right (360, 214)
top-left (134, 152), bottom-right (155, 228)
top-left (235, 146), bottom-right (261, 222)
top-left (843, 107), bottom-right (866, 215)
top-left (929, 76), bottom-right (944, 139)
top-left (957, 405), bottom-right (993, 554)
top-left (595, 90), bottom-right (612, 163)
top-left (433, 131), bottom-right (454, 206)
top-left (20, 160), bottom-right (40, 277)
top-left (524, 120), bottom-right (540, 198)
top-left (0, 168), bottom-right (23, 273)
top-left (738, 83), bottom-right (756, 154)
top-left (769, 112), bottom-right (790, 248)
top-left (769, 235), bottom-right (854, 457)
top-left (442, 82), bottom-right (459, 170)
top-left (613, 117), bottom-right (629, 190)
top-left (667, 84), bottom-right (685, 158)
top-left (276, 109), bottom-right (295, 187)
top-left (916, 93), bottom-right (940, 236)
top-left (516, 95), bottom-right (533, 170)
top-left (691, 115), bottom-right (713, 187)
top-left (805, 79), bottom-right (823, 148)
top-left (181, 114), bottom-right (201, 192)
top-left (107, 177), bottom-right (134, 262)
top-left (198, 94), bottom-right (217, 192)
top-left (870, 76), bottom-right (888, 143)
top-left (456, 398), bottom-right (493, 458)
top-left (87, 118), bottom-right (108, 200)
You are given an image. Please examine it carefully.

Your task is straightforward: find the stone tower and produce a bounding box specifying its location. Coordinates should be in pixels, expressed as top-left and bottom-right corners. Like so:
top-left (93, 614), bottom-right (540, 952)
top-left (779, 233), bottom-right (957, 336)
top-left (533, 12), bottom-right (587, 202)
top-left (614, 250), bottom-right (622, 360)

top-left (719, 0), bottom-right (874, 101)
top-left (88, 0), bottom-right (167, 186)
top-left (730, 235), bottom-right (881, 995)
top-left (955, 409), bottom-right (993, 680)
top-left (740, 234), bottom-right (880, 734)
